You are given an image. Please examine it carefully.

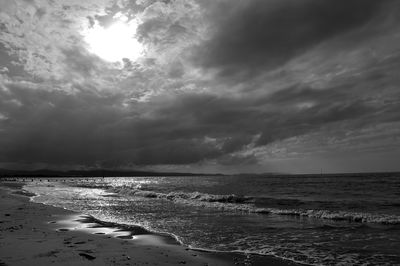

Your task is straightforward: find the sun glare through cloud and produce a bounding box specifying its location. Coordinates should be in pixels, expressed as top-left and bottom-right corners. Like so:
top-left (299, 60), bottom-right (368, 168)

top-left (83, 15), bottom-right (143, 62)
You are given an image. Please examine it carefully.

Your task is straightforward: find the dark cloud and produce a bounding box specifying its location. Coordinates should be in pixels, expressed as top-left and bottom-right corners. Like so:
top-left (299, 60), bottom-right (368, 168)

top-left (137, 20), bottom-right (188, 46)
top-left (256, 100), bottom-right (374, 146)
top-left (0, 43), bottom-right (26, 77)
top-left (195, 0), bottom-right (391, 77)
top-left (62, 47), bottom-right (102, 77)
top-left (0, 75), bottom-right (398, 169)
top-left (217, 154), bottom-right (259, 166)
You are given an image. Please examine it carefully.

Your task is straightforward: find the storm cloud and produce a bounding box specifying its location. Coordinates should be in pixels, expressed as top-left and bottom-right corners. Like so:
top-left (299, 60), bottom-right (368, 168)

top-left (195, 0), bottom-right (393, 77)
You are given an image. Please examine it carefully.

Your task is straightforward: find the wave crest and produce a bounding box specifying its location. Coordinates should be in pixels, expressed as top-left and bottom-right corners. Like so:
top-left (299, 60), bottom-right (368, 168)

top-left (110, 187), bottom-right (400, 225)
top-left (267, 209), bottom-right (400, 224)
top-left (110, 187), bottom-right (253, 203)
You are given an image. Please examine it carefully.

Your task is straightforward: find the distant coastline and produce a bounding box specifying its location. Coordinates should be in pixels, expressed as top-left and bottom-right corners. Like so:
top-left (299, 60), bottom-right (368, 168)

top-left (0, 168), bottom-right (225, 178)
top-left (0, 168), bottom-right (399, 178)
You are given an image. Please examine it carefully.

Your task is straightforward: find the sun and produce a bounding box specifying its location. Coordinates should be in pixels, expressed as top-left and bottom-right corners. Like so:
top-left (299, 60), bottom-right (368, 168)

top-left (83, 15), bottom-right (143, 62)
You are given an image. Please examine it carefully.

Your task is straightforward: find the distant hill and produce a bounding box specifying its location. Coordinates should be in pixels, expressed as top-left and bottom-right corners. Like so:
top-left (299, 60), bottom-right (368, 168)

top-left (0, 168), bottom-right (223, 178)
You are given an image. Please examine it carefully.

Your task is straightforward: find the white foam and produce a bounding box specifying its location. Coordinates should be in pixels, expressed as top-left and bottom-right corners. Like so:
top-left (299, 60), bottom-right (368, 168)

top-left (110, 187), bottom-right (400, 224)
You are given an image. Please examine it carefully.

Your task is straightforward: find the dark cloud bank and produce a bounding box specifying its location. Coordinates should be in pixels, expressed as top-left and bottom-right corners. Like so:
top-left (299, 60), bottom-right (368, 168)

top-left (1, 75), bottom-right (398, 170)
top-left (198, 0), bottom-right (394, 76)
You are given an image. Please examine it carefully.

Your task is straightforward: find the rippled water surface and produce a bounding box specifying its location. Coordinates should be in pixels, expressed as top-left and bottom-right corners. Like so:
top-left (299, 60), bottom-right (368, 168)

top-left (25, 173), bottom-right (400, 265)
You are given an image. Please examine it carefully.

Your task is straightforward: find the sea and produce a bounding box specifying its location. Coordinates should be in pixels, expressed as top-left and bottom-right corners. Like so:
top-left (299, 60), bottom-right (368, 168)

top-left (23, 173), bottom-right (400, 265)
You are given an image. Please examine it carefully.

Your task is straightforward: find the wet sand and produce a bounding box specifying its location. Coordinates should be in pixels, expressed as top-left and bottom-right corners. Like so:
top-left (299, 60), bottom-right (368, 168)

top-left (0, 181), bottom-right (301, 266)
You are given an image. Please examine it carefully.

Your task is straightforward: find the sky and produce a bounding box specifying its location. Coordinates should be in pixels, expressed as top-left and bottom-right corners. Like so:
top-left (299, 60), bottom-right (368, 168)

top-left (1, 0), bottom-right (400, 174)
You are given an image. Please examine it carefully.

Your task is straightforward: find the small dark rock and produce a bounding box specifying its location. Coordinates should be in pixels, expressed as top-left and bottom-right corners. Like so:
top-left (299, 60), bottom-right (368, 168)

top-left (79, 253), bottom-right (96, 260)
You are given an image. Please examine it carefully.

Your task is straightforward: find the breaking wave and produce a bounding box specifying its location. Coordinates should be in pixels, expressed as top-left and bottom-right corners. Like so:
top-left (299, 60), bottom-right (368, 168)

top-left (266, 208), bottom-right (400, 224)
top-left (110, 186), bottom-right (400, 225)
top-left (109, 186), bottom-right (254, 203)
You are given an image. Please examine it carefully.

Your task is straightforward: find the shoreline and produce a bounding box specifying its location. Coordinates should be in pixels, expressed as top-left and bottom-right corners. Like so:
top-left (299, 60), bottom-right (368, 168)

top-left (0, 181), bottom-right (301, 266)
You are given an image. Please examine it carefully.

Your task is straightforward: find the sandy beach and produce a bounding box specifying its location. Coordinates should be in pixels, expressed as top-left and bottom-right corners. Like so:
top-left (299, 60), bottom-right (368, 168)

top-left (0, 181), bottom-right (299, 266)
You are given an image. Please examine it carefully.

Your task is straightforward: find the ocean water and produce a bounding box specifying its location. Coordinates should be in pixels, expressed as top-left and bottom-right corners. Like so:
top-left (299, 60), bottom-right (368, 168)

top-left (23, 173), bottom-right (400, 265)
